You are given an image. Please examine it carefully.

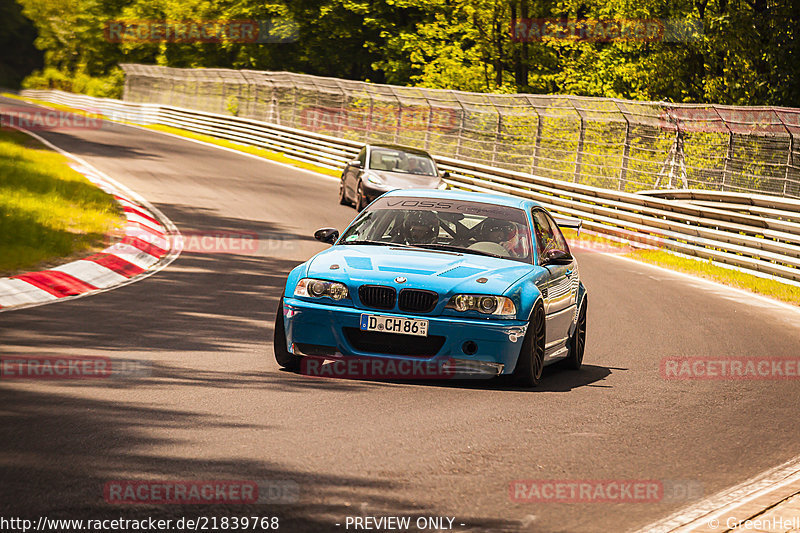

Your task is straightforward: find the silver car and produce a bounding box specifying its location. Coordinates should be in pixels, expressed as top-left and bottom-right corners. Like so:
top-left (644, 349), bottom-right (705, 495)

top-left (339, 144), bottom-right (449, 211)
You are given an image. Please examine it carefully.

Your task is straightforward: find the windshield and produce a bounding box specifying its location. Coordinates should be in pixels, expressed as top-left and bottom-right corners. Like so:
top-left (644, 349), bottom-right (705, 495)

top-left (339, 196), bottom-right (532, 263)
top-left (368, 147), bottom-right (437, 177)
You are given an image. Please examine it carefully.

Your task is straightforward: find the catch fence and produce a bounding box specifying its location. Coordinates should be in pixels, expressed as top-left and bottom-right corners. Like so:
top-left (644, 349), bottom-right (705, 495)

top-left (120, 63), bottom-right (800, 198)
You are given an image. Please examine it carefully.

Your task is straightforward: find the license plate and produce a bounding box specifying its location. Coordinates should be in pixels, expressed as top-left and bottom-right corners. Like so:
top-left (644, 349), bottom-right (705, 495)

top-left (359, 314), bottom-right (429, 337)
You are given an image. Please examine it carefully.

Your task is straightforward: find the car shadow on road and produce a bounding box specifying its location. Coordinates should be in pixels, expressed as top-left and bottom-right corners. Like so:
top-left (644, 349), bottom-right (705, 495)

top-left (287, 362), bottom-right (617, 393)
top-left (0, 384), bottom-right (524, 532)
top-left (34, 129), bottom-right (160, 161)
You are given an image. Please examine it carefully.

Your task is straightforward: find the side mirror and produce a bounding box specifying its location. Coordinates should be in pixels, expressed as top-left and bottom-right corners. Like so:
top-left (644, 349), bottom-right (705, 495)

top-left (314, 227), bottom-right (339, 245)
top-left (349, 160), bottom-right (363, 169)
top-left (440, 171), bottom-right (450, 178)
top-left (543, 249), bottom-right (572, 265)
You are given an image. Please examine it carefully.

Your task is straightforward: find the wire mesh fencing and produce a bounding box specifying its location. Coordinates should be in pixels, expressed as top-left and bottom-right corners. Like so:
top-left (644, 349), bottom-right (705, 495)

top-left (120, 63), bottom-right (800, 198)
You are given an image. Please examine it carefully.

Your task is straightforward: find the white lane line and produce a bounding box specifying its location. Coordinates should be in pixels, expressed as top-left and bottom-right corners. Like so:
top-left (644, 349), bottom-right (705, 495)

top-left (51, 260), bottom-right (127, 289)
top-left (631, 455), bottom-right (800, 532)
top-left (0, 279), bottom-right (58, 307)
top-left (602, 254), bottom-right (800, 316)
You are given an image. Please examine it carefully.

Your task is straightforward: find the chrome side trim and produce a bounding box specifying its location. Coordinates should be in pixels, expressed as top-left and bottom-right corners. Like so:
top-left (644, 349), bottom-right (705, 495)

top-left (545, 304), bottom-right (577, 319)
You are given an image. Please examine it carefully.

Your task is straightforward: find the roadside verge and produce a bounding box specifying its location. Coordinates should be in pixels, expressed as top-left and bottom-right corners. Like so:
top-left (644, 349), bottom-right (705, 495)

top-left (0, 127), bottom-right (182, 312)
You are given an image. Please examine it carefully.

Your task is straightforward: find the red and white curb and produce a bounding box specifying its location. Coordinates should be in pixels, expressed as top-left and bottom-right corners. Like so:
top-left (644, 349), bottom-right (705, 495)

top-left (0, 128), bottom-right (182, 312)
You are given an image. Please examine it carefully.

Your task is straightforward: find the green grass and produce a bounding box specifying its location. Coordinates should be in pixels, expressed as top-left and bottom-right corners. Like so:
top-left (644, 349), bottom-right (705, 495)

top-left (0, 129), bottom-right (125, 275)
top-left (562, 229), bottom-right (800, 306)
top-left (627, 249), bottom-right (800, 305)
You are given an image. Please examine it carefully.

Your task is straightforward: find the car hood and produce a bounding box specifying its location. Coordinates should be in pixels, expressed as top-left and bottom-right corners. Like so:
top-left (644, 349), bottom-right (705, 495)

top-left (366, 170), bottom-right (441, 189)
top-left (306, 244), bottom-right (534, 296)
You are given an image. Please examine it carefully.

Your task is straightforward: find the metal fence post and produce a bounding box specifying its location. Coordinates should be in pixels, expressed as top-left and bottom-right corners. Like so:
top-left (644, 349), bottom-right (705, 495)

top-left (619, 118), bottom-right (632, 191)
top-left (777, 111), bottom-right (794, 197)
top-left (492, 113), bottom-right (502, 165)
top-left (532, 111), bottom-right (543, 173)
top-left (424, 95), bottom-right (433, 152)
top-left (574, 116), bottom-right (585, 183)
top-left (393, 89), bottom-right (402, 144)
top-left (722, 132), bottom-right (734, 192)
top-left (785, 135), bottom-right (794, 197)
top-left (291, 82), bottom-right (298, 128)
top-left (455, 96), bottom-right (466, 159)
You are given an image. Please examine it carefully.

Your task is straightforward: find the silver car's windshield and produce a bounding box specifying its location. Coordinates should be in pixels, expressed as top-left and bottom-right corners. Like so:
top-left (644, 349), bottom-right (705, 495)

top-left (340, 197), bottom-right (532, 263)
top-left (368, 148), bottom-right (437, 177)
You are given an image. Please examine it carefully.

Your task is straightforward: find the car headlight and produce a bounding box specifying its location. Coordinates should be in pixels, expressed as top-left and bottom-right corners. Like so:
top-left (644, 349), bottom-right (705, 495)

top-left (366, 174), bottom-right (383, 186)
top-left (445, 294), bottom-right (516, 317)
top-left (294, 278), bottom-right (350, 301)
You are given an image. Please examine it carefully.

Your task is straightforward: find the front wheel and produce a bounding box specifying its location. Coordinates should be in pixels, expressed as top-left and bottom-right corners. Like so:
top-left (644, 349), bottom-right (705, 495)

top-left (274, 297), bottom-right (300, 371)
top-left (564, 297), bottom-right (587, 370)
top-left (355, 182), bottom-right (366, 212)
top-left (338, 177), bottom-right (348, 205)
top-left (512, 302), bottom-right (546, 387)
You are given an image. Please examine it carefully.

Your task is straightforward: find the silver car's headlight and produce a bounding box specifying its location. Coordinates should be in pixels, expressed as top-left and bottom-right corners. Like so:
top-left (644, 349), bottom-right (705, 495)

top-left (294, 278), bottom-right (350, 301)
top-left (445, 294), bottom-right (516, 317)
top-left (366, 173), bottom-right (383, 185)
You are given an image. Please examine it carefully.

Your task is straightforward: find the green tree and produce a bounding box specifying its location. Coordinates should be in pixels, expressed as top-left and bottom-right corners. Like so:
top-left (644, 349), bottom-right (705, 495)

top-left (0, 0), bottom-right (43, 88)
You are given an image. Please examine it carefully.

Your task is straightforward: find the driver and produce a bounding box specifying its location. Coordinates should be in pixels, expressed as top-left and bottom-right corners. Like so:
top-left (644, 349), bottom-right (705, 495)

top-left (484, 220), bottom-right (528, 258)
top-left (407, 158), bottom-right (424, 174)
top-left (400, 210), bottom-right (439, 244)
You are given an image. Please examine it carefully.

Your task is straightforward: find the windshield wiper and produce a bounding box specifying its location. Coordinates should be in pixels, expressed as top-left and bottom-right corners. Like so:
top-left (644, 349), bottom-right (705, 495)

top-left (342, 240), bottom-right (409, 247)
top-left (411, 243), bottom-right (505, 259)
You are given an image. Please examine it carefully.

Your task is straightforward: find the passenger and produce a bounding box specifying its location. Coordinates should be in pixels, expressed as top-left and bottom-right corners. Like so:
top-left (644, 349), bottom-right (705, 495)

top-left (485, 220), bottom-right (529, 258)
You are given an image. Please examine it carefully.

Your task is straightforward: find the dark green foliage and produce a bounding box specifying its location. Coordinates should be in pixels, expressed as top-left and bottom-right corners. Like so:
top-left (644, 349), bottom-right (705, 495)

top-left (14, 0), bottom-right (800, 106)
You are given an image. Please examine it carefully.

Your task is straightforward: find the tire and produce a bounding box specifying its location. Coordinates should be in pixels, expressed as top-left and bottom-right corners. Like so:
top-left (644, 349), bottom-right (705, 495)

top-left (338, 176), bottom-right (349, 205)
top-left (512, 302), bottom-right (546, 387)
top-left (355, 182), bottom-right (366, 212)
top-left (564, 296), bottom-right (587, 370)
top-left (274, 297), bottom-right (300, 371)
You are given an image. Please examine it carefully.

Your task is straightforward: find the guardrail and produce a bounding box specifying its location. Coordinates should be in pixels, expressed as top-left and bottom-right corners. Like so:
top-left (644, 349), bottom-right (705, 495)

top-left (16, 89), bottom-right (800, 284)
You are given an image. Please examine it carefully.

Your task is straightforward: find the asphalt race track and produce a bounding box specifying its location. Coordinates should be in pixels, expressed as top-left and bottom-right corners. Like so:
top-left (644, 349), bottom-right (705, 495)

top-left (2, 97), bottom-right (800, 532)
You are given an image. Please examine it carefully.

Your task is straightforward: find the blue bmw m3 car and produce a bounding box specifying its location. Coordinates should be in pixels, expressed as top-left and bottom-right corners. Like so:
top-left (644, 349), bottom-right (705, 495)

top-left (274, 189), bottom-right (587, 387)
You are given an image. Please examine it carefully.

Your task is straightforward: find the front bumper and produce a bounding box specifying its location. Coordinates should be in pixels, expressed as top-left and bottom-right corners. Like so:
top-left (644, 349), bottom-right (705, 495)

top-left (282, 297), bottom-right (528, 377)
